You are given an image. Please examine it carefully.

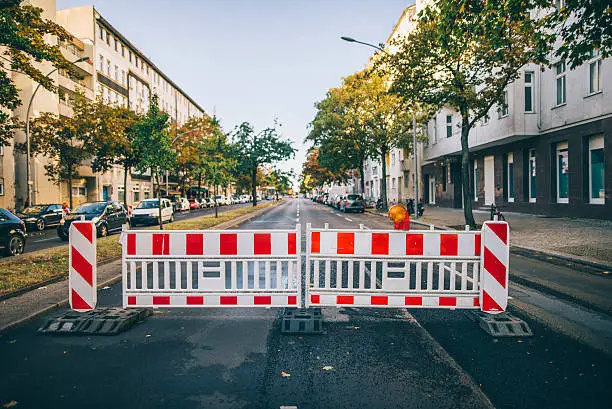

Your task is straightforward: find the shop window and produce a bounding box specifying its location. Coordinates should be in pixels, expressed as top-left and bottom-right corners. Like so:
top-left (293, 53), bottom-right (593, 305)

top-left (71, 186), bottom-right (87, 197)
top-left (507, 153), bottom-right (514, 202)
top-left (442, 165), bottom-right (447, 192)
top-left (556, 142), bottom-right (569, 203)
top-left (589, 135), bottom-right (605, 204)
top-left (0, 178), bottom-right (4, 196)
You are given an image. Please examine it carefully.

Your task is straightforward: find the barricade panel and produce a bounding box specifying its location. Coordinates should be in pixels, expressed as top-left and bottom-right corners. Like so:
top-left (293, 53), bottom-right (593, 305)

top-left (120, 227), bottom-right (301, 308)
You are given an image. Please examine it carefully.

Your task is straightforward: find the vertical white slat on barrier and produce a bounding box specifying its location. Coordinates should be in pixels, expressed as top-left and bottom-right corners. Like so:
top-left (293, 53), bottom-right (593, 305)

top-left (382, 261), bottom-right (388, 289)
top-left (130, 261), bottom-right (136, 290)
top-left (305, 223), bottom-right (311, 304)
top-left (242, 261), bottom-right (248, 289)
top-left (265, 261), bottom-right (271, 289)
top-left (438, 262), bottom-right (445, 291)
top-left (175, 261), bottom-right (182, 289)
top-left (296, 224), bottom-right (302, 306)
top-left (461, 262), bottom-right (468, 291)
top-left (370, 261), bottom-right (377, 290)
top-left (348, 260), bottom-right (354, 289)
top-left (450, 262), bottom-right (457, 291)
top-left (473, 261), bottom-right (480, 291)
top-left (325, 260), bottom-right (331, 289)
top-left (140, 261), bottom-right (147, 290)
top-left (186, 261), bottom-right (192, 290)
top-left (336, 260), bottom-right (342, 289)
top-left (121, 229), bottom-right (127, 307)
top-left (314, 260), bottom-right (320, 289)
top-left (415, 261), bottom-right (422, 290)
top-left (276, 260), bottom-right (282, 289)
top-left (427, 262), bottom-right (434, 290)
top-left (164, 261), bottom-right (170, 290)
top-left (405, 261), bottom-right (411, 289)
top-left (288, 259), bottom-right (294, 289)
top-left (153, 261), bottom-right (159, 290)
top-left (254, 261), bottom-right (260, 289)
top-left (231, 261), bottom-right (237, 290)
top-left (359, 261), bottom-right (366, 290)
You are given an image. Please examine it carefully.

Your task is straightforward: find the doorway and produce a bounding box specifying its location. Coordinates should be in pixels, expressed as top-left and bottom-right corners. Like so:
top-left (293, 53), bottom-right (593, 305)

top-left (484, 155), bottom-right (494, 205)
top-left (428, 175), bottom-right (436, 204)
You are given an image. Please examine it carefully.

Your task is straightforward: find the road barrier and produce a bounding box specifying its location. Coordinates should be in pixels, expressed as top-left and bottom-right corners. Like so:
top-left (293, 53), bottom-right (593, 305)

top-left (305, 221), bottom-right (509, 314)
top-left (69, 221), bottom-right (97, 312)
top-left (119, 226), bottom-right (301, 308)
top-left (69, 221), bottom-right (508, 315)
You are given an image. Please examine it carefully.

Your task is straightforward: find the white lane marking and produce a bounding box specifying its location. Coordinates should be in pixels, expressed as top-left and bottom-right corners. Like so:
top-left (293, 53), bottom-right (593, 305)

top-left (345, 217), bottom-right (353, 222)
top-left (31, 237), bottom-right (61, 243)
top-left (335, 213), bottom-right (344, 218)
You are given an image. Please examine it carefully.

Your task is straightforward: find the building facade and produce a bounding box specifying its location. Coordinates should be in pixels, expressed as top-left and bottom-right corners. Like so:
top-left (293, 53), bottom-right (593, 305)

top-left (0, 0), bottom-right (206, 212)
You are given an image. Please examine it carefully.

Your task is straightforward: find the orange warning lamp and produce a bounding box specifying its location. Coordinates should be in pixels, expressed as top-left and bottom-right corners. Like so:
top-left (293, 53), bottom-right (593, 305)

top-left (388, 204), bottom-right (410, 230)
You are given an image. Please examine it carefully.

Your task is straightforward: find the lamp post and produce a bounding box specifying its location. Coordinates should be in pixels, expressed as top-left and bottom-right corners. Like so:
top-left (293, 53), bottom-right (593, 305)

top-left (340, 36), bottom-right (419, 218)
top-left (24, 56), bottom-right (89, 209)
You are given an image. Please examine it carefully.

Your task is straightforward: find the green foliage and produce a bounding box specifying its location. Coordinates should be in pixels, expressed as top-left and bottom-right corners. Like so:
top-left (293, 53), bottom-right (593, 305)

top-left (300, 147), bottom-right (339, 191)
top-left (381, 0), bottom-right (549, 226)
top-left (232, 121), bottom-right (295, 206)
top-left (546, 0), bottom-right (612, 68)
top-left (0, 0), bottom-right (74, 146)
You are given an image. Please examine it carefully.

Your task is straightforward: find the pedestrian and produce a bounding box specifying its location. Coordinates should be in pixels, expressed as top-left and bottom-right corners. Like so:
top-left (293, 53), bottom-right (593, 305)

top-left (62, 201), bottom-right (70, 215)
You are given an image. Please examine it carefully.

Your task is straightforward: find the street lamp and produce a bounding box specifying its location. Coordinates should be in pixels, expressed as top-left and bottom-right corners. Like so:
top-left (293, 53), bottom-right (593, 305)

top-left (340, 35), bottom-right (420, 218)
top-left (24, 56), bottom-right (89, 208)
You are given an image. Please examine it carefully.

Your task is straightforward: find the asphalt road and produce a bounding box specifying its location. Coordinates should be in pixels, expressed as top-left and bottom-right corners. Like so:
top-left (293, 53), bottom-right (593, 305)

top-left (1, 198), bottom-right (611, 409)
top-left (18, 202), bottom-right (255, 255)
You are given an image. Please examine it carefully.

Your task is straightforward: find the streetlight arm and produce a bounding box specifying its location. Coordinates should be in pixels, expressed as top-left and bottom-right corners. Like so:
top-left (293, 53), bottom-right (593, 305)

top-left (341, 36), bottom-right (386, 53)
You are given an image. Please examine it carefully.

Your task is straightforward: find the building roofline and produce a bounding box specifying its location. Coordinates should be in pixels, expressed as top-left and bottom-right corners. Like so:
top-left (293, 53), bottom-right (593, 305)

top-left (92, 7), bottom-right (206, 115)
top-left (385, 4), bottom-right (416, 45)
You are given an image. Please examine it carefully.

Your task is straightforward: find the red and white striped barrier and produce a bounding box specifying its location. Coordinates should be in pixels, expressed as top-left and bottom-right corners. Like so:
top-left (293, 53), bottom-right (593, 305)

top-left (480, 221), bottom-right (509, 314)
top-left (69, 221), bottom-right (97, 311)
top-left (120, 227), bottom-right (301, 308)
top-left (306, 223), bottom-right (508, 314)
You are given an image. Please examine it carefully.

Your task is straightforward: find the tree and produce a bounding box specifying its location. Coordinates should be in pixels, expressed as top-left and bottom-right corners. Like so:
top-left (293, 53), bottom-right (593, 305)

top-left (307, 71), bottom-right (376, 193)
top-left (266, 168), bottom-right (294, 199)
top-left (382, 0), bottom-right (548, 227)
top-left (199, 123), bottom-right (235, 217)
top-left (0, 0), bottom-right (74, 145)
top-left (16, 93), bottom-right (95, 208)
top-left (300, 147), bottom-right (341, 192)
top-left (132, 95), bottom-right (175, 229)
top-left (232, 121), bottom-right (295, 207)
top-left (89, 100), bottom-right (140, 210)
top-left (546, 0), bottom-right (612, 68)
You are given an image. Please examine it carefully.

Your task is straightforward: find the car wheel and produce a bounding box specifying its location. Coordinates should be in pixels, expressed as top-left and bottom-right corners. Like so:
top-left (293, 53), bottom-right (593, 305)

top-left (98, 224), bottom-right (108, 238)
top-left (36, 218), bottom-right (46, 231)
top-left (5, 234), bottom-right (25, 256)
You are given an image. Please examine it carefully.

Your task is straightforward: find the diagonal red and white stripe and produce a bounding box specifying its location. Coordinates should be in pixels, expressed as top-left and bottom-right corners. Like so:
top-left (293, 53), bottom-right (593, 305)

top-left (480, 221), bottom-right (509, 314)
top-left (69, 221), bottom-right (97, 311)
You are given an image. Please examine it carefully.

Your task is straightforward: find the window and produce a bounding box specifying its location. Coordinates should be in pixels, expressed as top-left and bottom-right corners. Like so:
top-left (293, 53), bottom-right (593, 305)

top-left (555, 61), bottom-right (566, 106)
top-left (588, 48), bottom-right (602, 95)
top-left (391, 153), bottom-right (396, 166)
top-left (589, 135), bottom-right (605, 204)
top-left (71, 186), bottom-right (87, 197)
top-left (555, 0), bottom-right (566, 9)
top-left (473, 161), bottom-right (478, 201)
top-left (133, 190), bottom-right (140, 203)
top-left (498, 89), bottom-right (509, 118)
top-left (129, 51), bottom-right (132, 63)
top-left (106, 60), bottom-right (110, 77)
top-left (144, 190), bottom-right (150, 200)
top-left (0, 145), bottom-right (3, 155)
top-left (121, 45), bottom-right (125, 57)
top-left (446, 115), bottom-right (452, 138)
top-left (114, 37), bottom-right (117, 51)
top-left (98, 25), bottom-right (103, 40)
top-left (556, 142), bottom-right (569, 203)
top-left (525, 71), bottom-right (535, 112)
top-left (482, 110), bottom-right (489, 125)
top-left (106, 31), bottom-right (110, 45)
top-left (99, 55), bottom-right (104, 71)
top-left (118, 186), bottom-right (125, 202)
top-left (507, 153), bottom-right (514, 202)
top-left (122, 70), bottom-right (126, 86)
top-left (114, 65), bottom-right (118, 81)
top-left (0, 177), bottom-right (4, 196)
top-left (432, 117), bottom-right (438, 144)
top-left (529, 149), bottom-right (536, 202)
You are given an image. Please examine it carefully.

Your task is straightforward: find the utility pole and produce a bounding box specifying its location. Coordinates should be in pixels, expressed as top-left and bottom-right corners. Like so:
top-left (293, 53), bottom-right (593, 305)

top-left (412, 112), bottom-right (419, 219)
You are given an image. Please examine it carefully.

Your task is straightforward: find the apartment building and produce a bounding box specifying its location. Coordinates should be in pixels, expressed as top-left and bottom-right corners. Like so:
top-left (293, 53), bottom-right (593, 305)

top-left (0, 0), bottom-right (206, 211)
top-left (419, 12), bottom-right (611, 219)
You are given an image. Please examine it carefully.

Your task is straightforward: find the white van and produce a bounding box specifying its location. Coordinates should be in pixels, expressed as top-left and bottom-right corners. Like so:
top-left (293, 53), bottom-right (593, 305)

top-left (131, 198), bottom-right (174, 226)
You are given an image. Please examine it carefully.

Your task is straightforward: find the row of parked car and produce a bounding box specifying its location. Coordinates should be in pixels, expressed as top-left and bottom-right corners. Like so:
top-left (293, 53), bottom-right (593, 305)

top-left (311, 193), bottom-right (367, 213)
top-left (0, 194), bottom-right (260, 257)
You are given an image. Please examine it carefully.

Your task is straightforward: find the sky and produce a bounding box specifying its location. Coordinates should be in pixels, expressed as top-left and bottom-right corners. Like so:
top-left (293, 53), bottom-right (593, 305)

top-left (57, 0), bottom-right (411, 186)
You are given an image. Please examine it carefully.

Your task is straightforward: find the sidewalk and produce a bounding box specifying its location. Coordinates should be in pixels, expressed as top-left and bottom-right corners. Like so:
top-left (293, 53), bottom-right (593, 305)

top-left (366, 206), bottom-right (612, 268)
top-left (414, 207), bottom-right (612, 268)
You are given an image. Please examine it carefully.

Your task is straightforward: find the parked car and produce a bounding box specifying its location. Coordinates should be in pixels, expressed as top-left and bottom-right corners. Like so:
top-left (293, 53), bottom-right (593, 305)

top-left (239, 195), bottom-right (249, 203)
top-left (214, 195), bottom-right (231, 206)
top-left (364, 196), bottom-right (377, 208)
top-left (201, 197), bottom-right (215, 208)
top-left (163, 194), bottom-right (182, 212)
top-left (231, 196), bottom-right (242, 205)
top-left (57, 201), bottom-right (127, 241)
top-left (334, 195), bottom-right (345, 209)
top-left (131, 198), bottom-right (174, 226)
top-left (340, 194), bottom-right (365, 213)
top-left (0, 208), bottom-right (27, 256)
top-left (17, 203), bottom-right (64, 231)
top-left (188, 198), bottom-right (201, 210)
top-left (177, 197), bottom-right (190, 212)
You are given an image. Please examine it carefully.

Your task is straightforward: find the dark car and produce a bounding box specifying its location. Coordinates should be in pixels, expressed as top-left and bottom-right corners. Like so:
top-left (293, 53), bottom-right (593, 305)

top-left (17, 204), bottom-right (64, 231)
top-left (57, 201), bottom-right (127, 241)
top-left (340, 194), bottom-right (365, 213)
top-left (0, 208), bottom-right (27, 256)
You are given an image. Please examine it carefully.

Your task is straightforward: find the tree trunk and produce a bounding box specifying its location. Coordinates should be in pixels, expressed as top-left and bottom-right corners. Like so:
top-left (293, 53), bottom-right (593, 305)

top-left (198, 173), bottom-right (202, 199)
top-left (67, 170), bottom-right (74, 210)
top-left (359, 158), bottom-right (365, 194)
top-left (156, 172), bottom-right (163, 230)
top-left (460, 108), bottom-right (476, 228)
top-left (251, 165), bottom-right (258, 207)
top-left (123, 163), bottom-right (129, 210)
top-left (380, 147), bottom-right (388, 210)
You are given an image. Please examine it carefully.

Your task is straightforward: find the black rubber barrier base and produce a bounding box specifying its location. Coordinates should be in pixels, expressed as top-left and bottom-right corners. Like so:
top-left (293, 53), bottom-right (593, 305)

top-left (281, 308), bottom-right (323, 334)
top-left (38, 308), bottom-right (151, 335)
top-left (467, 311), bottom-right (533, 337)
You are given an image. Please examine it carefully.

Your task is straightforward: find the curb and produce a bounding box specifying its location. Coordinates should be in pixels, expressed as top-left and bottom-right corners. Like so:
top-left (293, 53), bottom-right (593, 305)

top-left (366, 209), bottom-right (611, 272)
top-left (0, 201), bottom-right (286, 333)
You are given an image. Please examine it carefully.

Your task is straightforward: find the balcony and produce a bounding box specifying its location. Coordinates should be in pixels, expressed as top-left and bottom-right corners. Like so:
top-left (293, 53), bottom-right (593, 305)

top-left (58, 74), bottom-right (94, 101)
top-left (58, 100), bottom-right (73, 117)
top-left (400, 159), bottom-right (411, 172)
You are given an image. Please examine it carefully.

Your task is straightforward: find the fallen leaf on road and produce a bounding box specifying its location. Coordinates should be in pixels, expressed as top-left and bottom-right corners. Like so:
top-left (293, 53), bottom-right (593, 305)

top-left (3, 401), bottom-right (18, 408)
top-left (145, 334), bottom-right (151, 337)
top-left (353, 326), bottom-right (360, 330)
top-left (37, 286), bottom-right (47, 290)
top-left (322, 366), bottom-right (334, 371)
top-left (517, 340), bottom-right (524, 343)
top-left (101, 286), bottom-right (111, 290)
top-left (281, 371), bottom-right (291, 378)
top-left (8, 340), bottom-right (16, 344)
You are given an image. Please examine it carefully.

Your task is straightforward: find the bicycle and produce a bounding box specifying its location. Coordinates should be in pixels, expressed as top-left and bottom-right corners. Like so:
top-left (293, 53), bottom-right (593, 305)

top-left (489, 203), bottom-right (505, 221)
